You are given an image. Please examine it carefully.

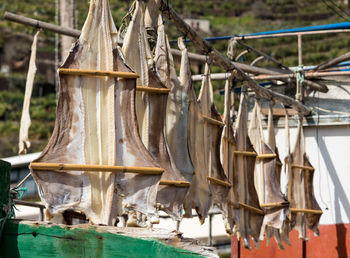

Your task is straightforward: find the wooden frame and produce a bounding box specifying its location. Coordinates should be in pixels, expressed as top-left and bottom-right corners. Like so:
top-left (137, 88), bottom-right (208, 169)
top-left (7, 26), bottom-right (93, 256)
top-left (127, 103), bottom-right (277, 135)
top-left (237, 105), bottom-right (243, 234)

top-left (159, 180), bottom-right (190, 187)
top-left (228, 200), bottom-right (265, 215)
top-left (233, 150), bottom-right (257, 157)
top-left (207, 176), bottom-right (232, 188)
top-left (290, 208), bottom-right (323, 215)
top-left (260, 201), bottom-right (289, 208)
top-left (30, 162), bottom-right (164, 175)
top-left (59, 68), bottom-right (139, 79)
top-left (136, 86), bottom-right (170, 94)
top-left (291, 164), bottom-right (315, 171)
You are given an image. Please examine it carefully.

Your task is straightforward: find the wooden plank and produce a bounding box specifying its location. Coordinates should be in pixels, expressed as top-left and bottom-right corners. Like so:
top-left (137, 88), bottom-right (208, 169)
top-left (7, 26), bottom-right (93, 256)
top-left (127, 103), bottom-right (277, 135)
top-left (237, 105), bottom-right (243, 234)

top-left (207, 176), bottom-right (232, 188)
top-left (136, 86), bottom-right (170, 94)
top-left (261, 108), bottom-right (298, 117)
top-left (59, 68), bottom-right (139, 79)
top-left (159, 180), bottom-right (190, 187)
top-left (30, 162), bottom-right (164, 175)
top-left (290, 208), bottom-right (323, 214)
top-left (0, 220), bottom-right (212, 257)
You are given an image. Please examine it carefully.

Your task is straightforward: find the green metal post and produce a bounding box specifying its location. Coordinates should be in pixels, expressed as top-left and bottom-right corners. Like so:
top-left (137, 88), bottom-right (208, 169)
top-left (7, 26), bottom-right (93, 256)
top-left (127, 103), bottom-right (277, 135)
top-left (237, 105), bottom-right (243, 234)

top-left (0, 160), bottom-right (11, 237)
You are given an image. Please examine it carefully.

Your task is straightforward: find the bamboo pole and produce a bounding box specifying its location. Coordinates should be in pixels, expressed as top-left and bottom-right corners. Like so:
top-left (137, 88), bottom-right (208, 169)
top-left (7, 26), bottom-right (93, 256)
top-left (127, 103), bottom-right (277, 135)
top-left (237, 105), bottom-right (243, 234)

top-left (228, 201), bottom-right (265, 215)
top-left (136, 86), bottom-right (170, 94)
top-left (30, 162), bottom-right (164, 175)
top-left (235, 39), bottom-right (290, 70)
top-left (233, 150), bottom-right (257, 157)
top-left (3, 12), bottom-right (327, 95)
top-left (159, 180), bottom-right (190, 187)
top-left (207, 176), bottom-right (232, 188)
top-left (290, 208), bottom-right (323, 214)
top-left (4, 11), bottom-right (81, 38)
top-left (202, 115), bottom-right (225, 127)
top-left (158, 0), bottom-right (311, 115)
top-left (59, 68), bottom-right (139, 79)
top-left (298, 34), bottom-right (303, 66)
top-left (260, 201), bottom-right (289, 208)
top-left (315, 52), bottom-right (350, 71)
top-left (256, 153), bottom-right (277, 159)
top-left (290, 164), bottom-right (315, 171)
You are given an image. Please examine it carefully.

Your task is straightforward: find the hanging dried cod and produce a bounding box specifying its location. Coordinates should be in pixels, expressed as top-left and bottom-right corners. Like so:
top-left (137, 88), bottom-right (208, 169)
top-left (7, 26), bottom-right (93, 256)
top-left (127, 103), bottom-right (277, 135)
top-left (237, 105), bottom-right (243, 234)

top-left (30, 0), bottom-right (162, 226)
top-left (234, 89), bottom-right (264, 249)
top-left (287, 115), bottom-right (322, 239)
top-left (220, 76), bottom-right (240, 235)
top-left (264, 103), bottom-right (292, 248)
top-left (123, 3), bottom-right (189, 220)
top-left (18, 30), bottom-right (40, 154)
top-left (154, 16), bottom-right (194, 182)
top-left (249, 100), bottom-right (289, 249)
top-left (184, 63), bottom-right (230, 223)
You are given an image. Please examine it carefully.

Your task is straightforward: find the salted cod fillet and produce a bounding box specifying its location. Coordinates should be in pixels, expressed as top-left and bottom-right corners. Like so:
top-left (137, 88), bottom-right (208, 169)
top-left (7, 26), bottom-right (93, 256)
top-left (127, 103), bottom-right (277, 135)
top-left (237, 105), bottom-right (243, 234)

top-left (249, 100), bottom-right (289, 249)
top-left (184, 63), bottom-right (230, 223)
top-left (288, 116), bottom-right (322, 239)
top-left (123, 4), bottom-right (189, 220)
top-left (121, 0), bottom-right (150, 143)
top-left (18, 30), bottom-right (40, 154)
top-left (220, 77), bottom-right (240, 235)
top-left (31, 0), bottom-right (161, 225)
top-left (235, 90), bottom-right (264, 249)
top-left (154, 18), bottom-right (194, 182)
top-left (265, 103), bottom-right (291, 248)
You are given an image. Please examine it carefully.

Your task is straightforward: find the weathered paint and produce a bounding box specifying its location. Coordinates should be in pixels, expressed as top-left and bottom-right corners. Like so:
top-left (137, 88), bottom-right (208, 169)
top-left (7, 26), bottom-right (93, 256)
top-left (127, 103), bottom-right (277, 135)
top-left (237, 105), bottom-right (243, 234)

top-left (0, 220), bottom-right (204, 258)
top-left (236, 224), bottom-right (350, 257)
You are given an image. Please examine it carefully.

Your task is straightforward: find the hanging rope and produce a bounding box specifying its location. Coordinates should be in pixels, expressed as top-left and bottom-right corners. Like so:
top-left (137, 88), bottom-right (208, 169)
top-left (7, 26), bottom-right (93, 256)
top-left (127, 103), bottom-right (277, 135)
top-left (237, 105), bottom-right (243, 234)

top-left (295, 65), bottom-right (304, 101)
top-left (227, 39), bottom-right (239, 61)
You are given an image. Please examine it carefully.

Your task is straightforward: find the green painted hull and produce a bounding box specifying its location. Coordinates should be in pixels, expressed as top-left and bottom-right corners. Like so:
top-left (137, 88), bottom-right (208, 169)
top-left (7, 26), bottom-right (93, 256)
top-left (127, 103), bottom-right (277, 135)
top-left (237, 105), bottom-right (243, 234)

top-left (0, 220), bottom-right (204, 258)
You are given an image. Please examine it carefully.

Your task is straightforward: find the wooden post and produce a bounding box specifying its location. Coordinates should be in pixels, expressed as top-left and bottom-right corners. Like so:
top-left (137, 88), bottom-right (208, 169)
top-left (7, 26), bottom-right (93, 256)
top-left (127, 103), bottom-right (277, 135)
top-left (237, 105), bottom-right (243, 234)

top-left (298, 34), bottom-right (303, 66)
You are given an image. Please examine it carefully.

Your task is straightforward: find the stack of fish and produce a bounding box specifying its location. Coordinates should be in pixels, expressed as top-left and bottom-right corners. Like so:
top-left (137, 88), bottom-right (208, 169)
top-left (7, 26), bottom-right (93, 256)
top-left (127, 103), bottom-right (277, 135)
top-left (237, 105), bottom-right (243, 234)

top-left (22, 0), bottom-right (323, 249)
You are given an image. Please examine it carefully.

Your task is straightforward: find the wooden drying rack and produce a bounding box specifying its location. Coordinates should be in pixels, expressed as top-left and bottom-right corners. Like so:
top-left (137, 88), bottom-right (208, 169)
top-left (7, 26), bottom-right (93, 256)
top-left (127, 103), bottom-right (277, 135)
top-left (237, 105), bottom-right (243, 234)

top-left (228, 200), bottom-right (265, 215)
top-left (59, 68), bottom-right (170, 94)
top-left (30, 162), bottom-right (164, 175)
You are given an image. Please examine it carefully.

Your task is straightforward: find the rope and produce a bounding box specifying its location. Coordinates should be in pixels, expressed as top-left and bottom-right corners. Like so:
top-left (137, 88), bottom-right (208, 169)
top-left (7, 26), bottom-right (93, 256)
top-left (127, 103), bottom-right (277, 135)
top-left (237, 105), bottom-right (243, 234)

top-left (0, 186), bottom-right (27, 239)
top-left (227, 39), bottom-right (239, 61)
top-left (295, 65), bottom-right (304, 101)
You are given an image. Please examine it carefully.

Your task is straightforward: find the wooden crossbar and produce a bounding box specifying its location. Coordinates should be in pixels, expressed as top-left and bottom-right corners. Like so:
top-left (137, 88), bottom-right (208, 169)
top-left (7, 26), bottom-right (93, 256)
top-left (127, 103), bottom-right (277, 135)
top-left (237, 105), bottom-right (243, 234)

top-left (136, 86), bottom-right (170, 94)
top-left (290, 208), bottom-right (323, 215)
top-left (256, 153), bottom-right (277, 159)
top-left (159, 180), bottom-right (190, 187)
top-left (291, 164), bottom-right (315, 171)
top-left (202, 115), bottom-right (225, 127)
top-left (260, 201), bottom-right (289, 208)
top-left (228, 201), bottom-right (264, 215)
top-left (207, 176), bottom-right (232, 188)
top-left (233, 150), bottom-right (257, 157)
top-left (59, 68), bottom-right (139, 79)
top-left (30, 162), bottom-right (164, 175)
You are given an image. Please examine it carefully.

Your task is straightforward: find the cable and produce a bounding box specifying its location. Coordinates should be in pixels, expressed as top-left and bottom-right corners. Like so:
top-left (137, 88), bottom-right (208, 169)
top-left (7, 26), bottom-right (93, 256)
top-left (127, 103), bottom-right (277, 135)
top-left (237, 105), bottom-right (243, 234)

top-left (321, 0), bottom-right (350, 21)
top-left (327, 0), bottom-right (350, 17)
